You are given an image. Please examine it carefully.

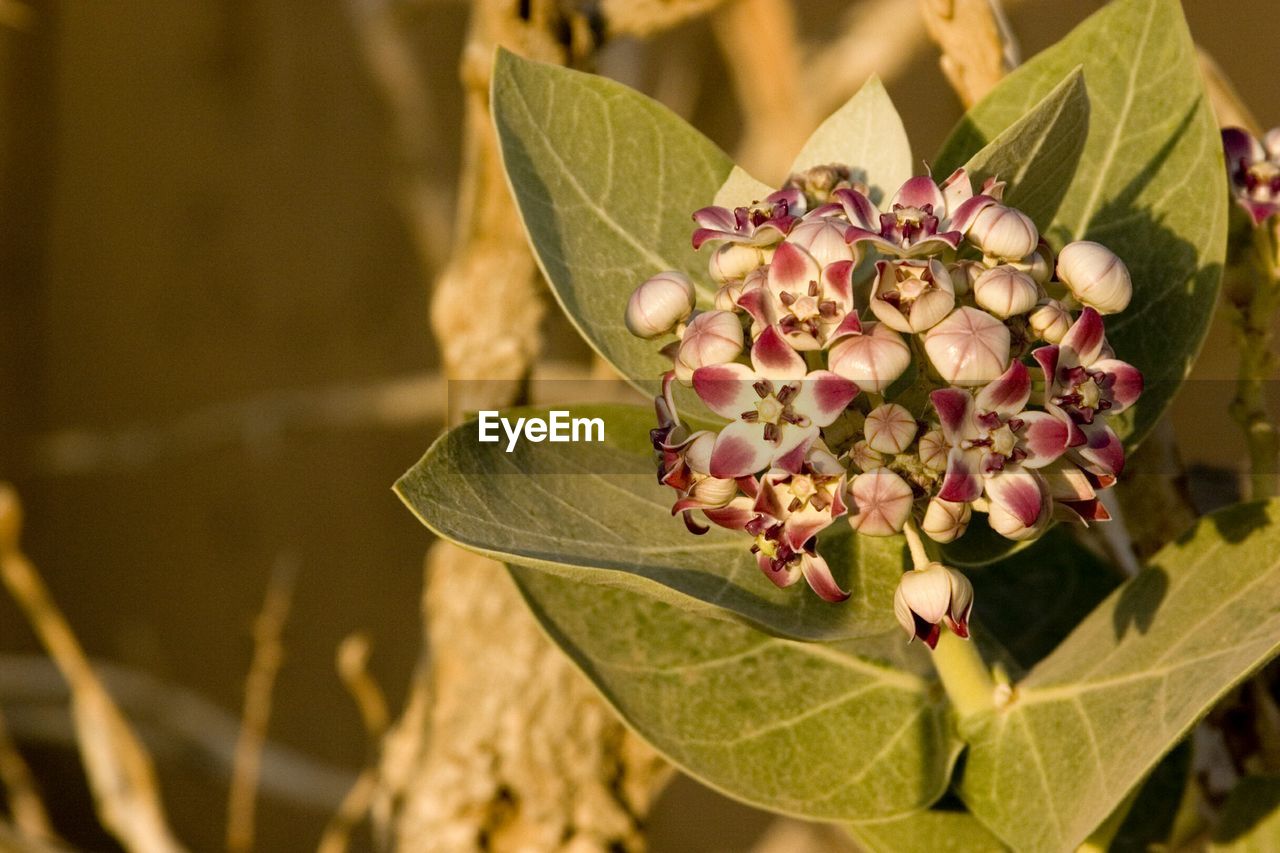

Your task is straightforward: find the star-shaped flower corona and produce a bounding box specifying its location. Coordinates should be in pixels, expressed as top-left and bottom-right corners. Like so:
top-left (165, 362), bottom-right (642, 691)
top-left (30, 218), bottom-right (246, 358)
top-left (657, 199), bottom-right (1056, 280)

top-left (623, 162), bottom-right (1144, 637)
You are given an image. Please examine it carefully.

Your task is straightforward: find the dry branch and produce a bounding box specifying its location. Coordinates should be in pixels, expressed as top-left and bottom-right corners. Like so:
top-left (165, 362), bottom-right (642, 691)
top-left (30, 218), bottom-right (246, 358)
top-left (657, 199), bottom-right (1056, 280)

top-left (0, 709), bottom-right (54, 846)
top-left (226, 558), bottom-right (296, 853)
top-left (919, 0), bottom-right (1016, 107)
top-left (0, 485), bottom-right (184, 853)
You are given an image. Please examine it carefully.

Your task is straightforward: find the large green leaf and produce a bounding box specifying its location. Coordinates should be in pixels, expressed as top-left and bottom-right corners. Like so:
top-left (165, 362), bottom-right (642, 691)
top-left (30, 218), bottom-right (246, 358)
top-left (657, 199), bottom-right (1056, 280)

top-left (510, 565), bottom-right (960, 821)
top-left (787, 75), bottom-right (912, 205)
top-left (845, 803), bottom-right (1007, 853)
top-left (958, 500), bottom-right (1280, 852)
top-left (395, 404), bottom-right (906, 641)
top-left (957, 67), bottom-right (1088, 232)
top-left (492, 49), bottom-right (733, 387)
top-left (936, 0), bottom-right (1227, 445)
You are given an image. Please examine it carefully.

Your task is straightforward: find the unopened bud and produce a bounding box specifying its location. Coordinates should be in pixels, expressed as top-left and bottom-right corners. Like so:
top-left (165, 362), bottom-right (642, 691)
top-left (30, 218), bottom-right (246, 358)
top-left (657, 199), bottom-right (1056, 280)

top-left (918, 429), bottom-right (948, 472)
top-left (920, 497), bottom-right (971, 543)
top-left (786, 217), bottom-right (854, 268)
top-left (1028, 298), bottom-right (1072, 344)
top-left (625, 271), bottom-right (696, 338)
top-left (948, 260), bottom-right (984, 296)
top-left (864, 403), bottom-right (918, 454)
top-left (973, 265), bottom-right (1039, 319)
top-left (968, 204), bottom-right (1039, 260)
top-left (1056, 241), bottom-right (1132, 314)
top-left (849, 439), bottom-right (885, 472)
top-left (828, 322), bottom-right (912, 392)
top-left (923, 307), bottom-right (1011, 387)
top-left (708, 242), bottom-right (766, 284)
top-left (674, 311), bottom-right (744, 383)
top-left (1006, 240), bottom-right (1054, 284)
top-left (893, 562), bottom-right (974, 647)
top-left (847, 468), bottom-right (914, 537)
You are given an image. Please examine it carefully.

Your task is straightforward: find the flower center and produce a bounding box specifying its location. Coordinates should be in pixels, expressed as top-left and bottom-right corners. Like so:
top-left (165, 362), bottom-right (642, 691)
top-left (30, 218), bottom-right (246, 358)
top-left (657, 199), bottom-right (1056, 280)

top-left (756, 396), bottom-right (785, 424)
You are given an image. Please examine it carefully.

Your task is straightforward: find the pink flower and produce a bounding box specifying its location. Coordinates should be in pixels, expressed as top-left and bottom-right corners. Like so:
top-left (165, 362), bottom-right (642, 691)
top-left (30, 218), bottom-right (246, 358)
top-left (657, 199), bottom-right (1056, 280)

top-left (691, 189), bottom-right (806, 250)
top-left (692, 326), bottom-right (859, 478)
top-left (1223, 127), bottom-right (1280, 226)
top-left (737, 241), bottom-right (855, 350)
top-left (836, 171), bottom-right (999, 259)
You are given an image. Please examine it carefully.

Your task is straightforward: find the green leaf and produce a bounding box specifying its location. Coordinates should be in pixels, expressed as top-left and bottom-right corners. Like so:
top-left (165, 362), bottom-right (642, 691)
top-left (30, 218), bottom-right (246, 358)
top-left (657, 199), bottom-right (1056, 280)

top-left (395, 404), bottom-right (906, 641)
top-left (936, 0), bottom-right (1227, 445)
top-left (1212, 774), bottom-right (1280, 851)
top-left (958, 500), bottom-right (1280, 852)
top-left (846, 803), bottom-right (1007, 852)
top-left (788, 76), bottom-right (912, 205)
top-left (957, 67), bottom-right (1089, 232)
top-left (510, 564), bottom-right (960, 821)
top-left (491, 49), bottom-right (733, 387)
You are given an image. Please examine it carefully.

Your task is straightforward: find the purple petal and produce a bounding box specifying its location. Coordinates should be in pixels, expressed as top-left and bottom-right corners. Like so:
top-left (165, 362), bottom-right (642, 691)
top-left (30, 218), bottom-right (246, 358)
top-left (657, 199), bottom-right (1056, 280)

top-left (1094, 358), bottom-right (1144, 413)
top-left (792, 371), bottom-right (859, 427)
top-left (985, 468), bottom-right (1046, 527)
top-left (1061, 307), bottom-right (1105, 366)
top-left (771, 424), bottom-right (819, 473)
top-left (800, 551), bottom-right (850, 602)
top-left (752, 475), bottom-right (787, 520)
top-left (975, 360), bottom-right (1031, 417)
top-left (948, 194), bottom-right (997, 233)
top-left (783, 508), bottom-right (834, 551)
top-left (930, 388), bottom-right (974, 445)
top-left (768, 241), bottom-right (821, 293)
top-left (832, 187), bottom-right (879, 230)
top-left (1074, 423), bottom-right (1125, 477)
top-left (750, 325), bottom-right (807, 380)
top-left (709, 420), bottom-right (774, 478)
top-left (822, 260), bottom-right (855, 309)
top-left (938, 447), bottom-right (982, 502)
top-left (1222, 127), bottom-right (1262, 174)
top-left (891, 175), bottom-right (946, 211)
top-left (826, 311), bottom-right (863, 344)
top-left (1031, 345), bottom-right (1061, 387)
top-left (692, 362), bottom-right (759, 420)
top-left (1018, 411), bottom-right (1069, 467)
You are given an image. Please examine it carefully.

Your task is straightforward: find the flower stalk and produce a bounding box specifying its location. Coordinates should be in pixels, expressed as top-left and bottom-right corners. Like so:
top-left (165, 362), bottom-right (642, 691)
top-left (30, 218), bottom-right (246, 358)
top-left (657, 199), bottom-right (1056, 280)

top-left (1228, 221), bottom-right (1280, 501)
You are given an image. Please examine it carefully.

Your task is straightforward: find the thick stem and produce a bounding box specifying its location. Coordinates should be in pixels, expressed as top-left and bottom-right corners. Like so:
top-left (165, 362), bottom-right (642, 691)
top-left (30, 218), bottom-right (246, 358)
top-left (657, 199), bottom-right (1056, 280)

top-left (1229, 222), bottom-right (1280, 501)
top-left (931, 630), bottom-right (997, 720)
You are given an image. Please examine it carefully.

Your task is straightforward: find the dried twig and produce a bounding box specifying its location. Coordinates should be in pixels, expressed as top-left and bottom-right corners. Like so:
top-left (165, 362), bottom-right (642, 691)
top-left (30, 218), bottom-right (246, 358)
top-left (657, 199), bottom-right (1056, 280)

top-left (0, 709), bottom-right (55, 845)
top-left (226, 558), bottom-right (296, 853)
top-left (599, 0), bottom-right (727, 38)
top-left (0, 485), bottom-right (184, 853)
top-left (317, 634), bottom-right (389, 853)
top-left (919, 0), bottom-right (1016, 107)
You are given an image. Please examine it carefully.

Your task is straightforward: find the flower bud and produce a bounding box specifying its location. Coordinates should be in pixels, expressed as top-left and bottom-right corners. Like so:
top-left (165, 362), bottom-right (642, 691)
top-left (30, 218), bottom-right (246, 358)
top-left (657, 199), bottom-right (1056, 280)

top-left (870, 259), bottom-right (955, 333)
top-left (864, 403), bottom-right (918, 454)
top-left (708, 243), bottom-right (766, 285)
top-left (1056, 240), bottom-right (1132, 314)
top-left (920, 497), bottom-right (971, 543)
top-left (1006, 240), bottom-right (1054, 284)
top-left (948, 260), bottom-right (984, 296)
top-left (625, 271), bottom-right (696, 338)
top-left (786, 217), bottom-right (854, 268)
top-left (892, 562), bottom-right (973, 647)
top-left (674, 311), bottom-right (744, 383)
top-left (715, 279), bottom-right (746, 312)
top-left (918, 428), bottom-right (947, 472)
top-left (828, 322), bottom-right (912, 392)
top-left (973, 265), bottom-right (1039, 319)
top-left (847, 468), bottom-right (914, 537)
top-left (967, 203), bottom-right (1039, 260)
top-left (686, 474), bottom-right (739, 508)
top-left (849, 439), bottom-right (885, 472)
top-left (923, 307), bottom-right (1011, 387)
top-left (1028, 298), bottom-right (1072, 344)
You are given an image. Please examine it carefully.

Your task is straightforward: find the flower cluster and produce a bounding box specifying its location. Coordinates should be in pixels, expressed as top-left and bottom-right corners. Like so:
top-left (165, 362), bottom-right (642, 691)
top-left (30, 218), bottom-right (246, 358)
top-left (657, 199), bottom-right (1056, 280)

top-left (1223, 127), bottom-right (1280, 226)
top-left (626, 164), bottom-right (1143, 646)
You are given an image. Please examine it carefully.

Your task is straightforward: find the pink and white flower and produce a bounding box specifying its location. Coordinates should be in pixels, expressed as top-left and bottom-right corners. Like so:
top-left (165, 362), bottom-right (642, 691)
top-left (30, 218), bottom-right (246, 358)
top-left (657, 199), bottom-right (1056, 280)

top-left (836, 170), bottom-right (999, 259)
top-left (692, 325), bottom-right (859, 478)
top-left (692, 189), bottom-right (806, 250)
top-left (893, 562), bottom-right (974, 648)
top-left (1223, 126), bottom-right (1280, 226)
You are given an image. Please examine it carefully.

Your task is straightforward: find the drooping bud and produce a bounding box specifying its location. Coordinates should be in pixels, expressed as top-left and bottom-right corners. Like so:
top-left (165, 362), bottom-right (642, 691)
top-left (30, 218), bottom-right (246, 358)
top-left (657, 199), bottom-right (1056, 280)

top-left (864, 403), bottom-right (918, 454)
top-left (967, 203), bottom-right (1039, 260)
top-left (674, 311), bottom-right (744, 383)
top-left (828, 322), bottom-right (912, 392)
top-left (917, 428), bottom-right (948, 472)
top-left (973, 265), bottom-right (1039, 319)
top-left (625, 271), bottom-right (696, 338)
top-left (1028, 298), bottom-right (1072, 344)
top-left (920, 497), bottom-right (971, 543)
top-left (923, 307), bottom-right (1011, 387)
top-left (786, 217), bottom-right (854, 268)
top-left (870, 259), bottom-right (955, 333)
top-left (892, 562), bottom-right (974, 648)
top-left (1056, 240), bottom-right (1132, 314)
top-left (708, 243), bottom-right (766, 284)
top-left (847, 468), bottom-right (914, 536)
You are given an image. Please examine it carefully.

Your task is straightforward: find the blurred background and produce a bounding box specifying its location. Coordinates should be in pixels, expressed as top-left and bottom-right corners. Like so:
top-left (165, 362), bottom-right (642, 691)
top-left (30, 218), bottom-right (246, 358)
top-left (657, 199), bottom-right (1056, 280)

top-left (0, 0), bottom-right (1275, 849)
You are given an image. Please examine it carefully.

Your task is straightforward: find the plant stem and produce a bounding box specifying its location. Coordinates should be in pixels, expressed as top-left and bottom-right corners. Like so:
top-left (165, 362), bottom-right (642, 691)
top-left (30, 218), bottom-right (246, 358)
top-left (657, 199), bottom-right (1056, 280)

top-left (902, 517), bottom-right (932, 569)
top-left (1229, 222), bottom-right (1280, 501)
top-left (931, 629), bottom-right (997, 720)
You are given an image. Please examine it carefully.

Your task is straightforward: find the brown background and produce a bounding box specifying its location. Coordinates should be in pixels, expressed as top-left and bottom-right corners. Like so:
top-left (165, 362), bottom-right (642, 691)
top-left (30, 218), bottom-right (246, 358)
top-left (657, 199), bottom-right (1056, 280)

top-left (0, 1), bottom-right (1274, 849)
